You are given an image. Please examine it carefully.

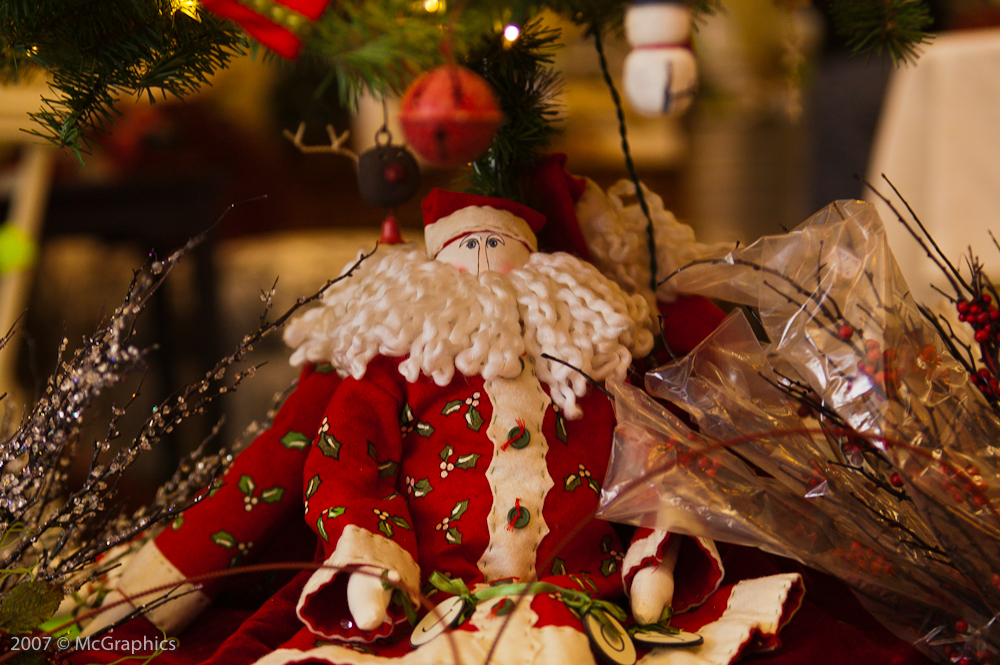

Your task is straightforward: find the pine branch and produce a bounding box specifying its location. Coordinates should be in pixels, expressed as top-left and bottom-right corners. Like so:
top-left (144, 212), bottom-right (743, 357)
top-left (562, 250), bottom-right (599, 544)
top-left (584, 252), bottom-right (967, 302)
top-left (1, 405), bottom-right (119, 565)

top-left (1, 0), bottom-right (246, 157)
top-left (1, 0), bottom-right (938, 157)
top-left (303, 0), bottom-right (539, 108)
top-left (463, 19), bottom-right (563, 202)
top-left (828, 0), bottom-right (934, 64)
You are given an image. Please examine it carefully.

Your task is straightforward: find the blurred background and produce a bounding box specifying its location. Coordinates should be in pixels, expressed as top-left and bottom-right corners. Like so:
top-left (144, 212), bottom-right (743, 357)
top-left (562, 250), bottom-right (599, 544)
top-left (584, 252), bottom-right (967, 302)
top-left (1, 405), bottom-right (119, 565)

top-left (0, 0), bottom-right (997, 504)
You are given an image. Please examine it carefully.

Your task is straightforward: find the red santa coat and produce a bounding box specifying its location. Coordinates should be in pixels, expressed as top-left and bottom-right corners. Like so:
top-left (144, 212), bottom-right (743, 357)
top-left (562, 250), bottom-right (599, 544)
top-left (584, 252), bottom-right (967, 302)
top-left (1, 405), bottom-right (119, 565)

top-left (81, 351), bottom-right (805, 665)
top-left (291, 353), bottom-right (728, 643)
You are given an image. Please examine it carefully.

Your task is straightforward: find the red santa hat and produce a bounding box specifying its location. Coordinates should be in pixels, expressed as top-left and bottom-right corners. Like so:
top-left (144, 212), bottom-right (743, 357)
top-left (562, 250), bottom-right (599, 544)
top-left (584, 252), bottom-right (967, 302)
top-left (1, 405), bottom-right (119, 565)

top-left (422, 189), bottom-right (546, 257)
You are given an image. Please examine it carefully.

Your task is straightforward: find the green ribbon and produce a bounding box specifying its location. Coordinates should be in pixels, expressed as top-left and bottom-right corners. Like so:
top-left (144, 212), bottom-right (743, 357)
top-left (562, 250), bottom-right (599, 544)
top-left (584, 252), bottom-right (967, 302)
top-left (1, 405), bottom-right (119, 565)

top-left (427, 572), bottom-right (477, 606)
top-left (391, 589), bottom-right (419, 627)
top-left (426, 572), bottom-right (479, 625)
top-left (627, 606), bottom-right (678, 637)
top-left (425, 572), bottom-right (628, 634)
top-left (628, 622), bottom-right (681, 637)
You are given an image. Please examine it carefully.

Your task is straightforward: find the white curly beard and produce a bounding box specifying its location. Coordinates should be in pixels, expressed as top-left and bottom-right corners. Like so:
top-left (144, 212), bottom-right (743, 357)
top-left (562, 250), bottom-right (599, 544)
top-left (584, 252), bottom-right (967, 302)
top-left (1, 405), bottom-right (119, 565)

top-left (283, 245), bottom-right (655, 419)
top-left (575, 178), bottom-right (734, 314)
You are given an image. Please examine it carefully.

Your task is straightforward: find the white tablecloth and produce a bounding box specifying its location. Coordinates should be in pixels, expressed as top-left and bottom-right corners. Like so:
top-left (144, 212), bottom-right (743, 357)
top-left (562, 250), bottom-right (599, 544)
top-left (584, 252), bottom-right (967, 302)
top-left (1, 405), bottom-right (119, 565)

top-left (866, 28), bottom-right (1000, 306)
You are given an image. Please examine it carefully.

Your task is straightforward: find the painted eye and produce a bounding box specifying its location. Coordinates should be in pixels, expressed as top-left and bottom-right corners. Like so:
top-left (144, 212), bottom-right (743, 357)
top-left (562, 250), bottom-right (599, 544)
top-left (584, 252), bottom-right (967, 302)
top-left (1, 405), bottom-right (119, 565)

top-left (464, 238), bottom-right (478, 250)
top-left (487, 238), bottom-right (500, 248)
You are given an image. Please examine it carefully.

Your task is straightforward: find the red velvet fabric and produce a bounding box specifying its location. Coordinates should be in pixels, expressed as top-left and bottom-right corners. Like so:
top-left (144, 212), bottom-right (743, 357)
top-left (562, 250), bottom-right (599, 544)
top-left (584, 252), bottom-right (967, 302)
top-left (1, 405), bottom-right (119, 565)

top-left (658, 295), bottom-right (727, 360)
top-left (156, 364), bottom-right (342, 591)
top-left (717, 545), bottom-right (935, 665)
top-left (422, 188), bottom-right (546, 232)
top-left (525, 153), bottom-right (594, 262)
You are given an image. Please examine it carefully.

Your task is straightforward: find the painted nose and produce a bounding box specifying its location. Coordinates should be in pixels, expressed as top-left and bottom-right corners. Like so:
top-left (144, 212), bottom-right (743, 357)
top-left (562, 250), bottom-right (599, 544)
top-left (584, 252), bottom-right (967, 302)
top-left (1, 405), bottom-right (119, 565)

top-left (477, 242), bottom-right (490, 274)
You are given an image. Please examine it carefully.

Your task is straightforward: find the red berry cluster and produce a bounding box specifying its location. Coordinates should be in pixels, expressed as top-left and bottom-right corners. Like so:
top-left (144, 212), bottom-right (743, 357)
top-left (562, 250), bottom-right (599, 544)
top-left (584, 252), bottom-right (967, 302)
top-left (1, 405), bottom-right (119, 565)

top-left (944, 646), bottom-right (994, 665)
top-left (917, 343), bottom-right (941, 368)
top-left (855, 338), bottom-right (900, 395)
top-left (803, 459), bottom-right (828, 492)
top-left (971, 366), bottom-right (1000, 399)
top-left (957, 293), bottom-right (998, 341)
top-left (833, 539), bottom-right (896, 576)
top-left (657, 432), bottom-right (722, 477)
top-left (938, 462), bottom-right (990, 509)
top-left (840, 435), bottom-right (873, 466)
top-left (677, 444), bottom-right (723, 478)
top-left (957, 294), bottom-right (1000, 397)
top-left (943, 619), bottom-right (994, 665)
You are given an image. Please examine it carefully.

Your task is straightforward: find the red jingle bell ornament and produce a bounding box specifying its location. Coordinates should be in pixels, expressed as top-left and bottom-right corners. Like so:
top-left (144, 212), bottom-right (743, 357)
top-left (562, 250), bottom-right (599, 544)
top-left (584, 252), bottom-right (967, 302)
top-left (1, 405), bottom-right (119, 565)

top-left (399, 65), bottom-right (504, 168)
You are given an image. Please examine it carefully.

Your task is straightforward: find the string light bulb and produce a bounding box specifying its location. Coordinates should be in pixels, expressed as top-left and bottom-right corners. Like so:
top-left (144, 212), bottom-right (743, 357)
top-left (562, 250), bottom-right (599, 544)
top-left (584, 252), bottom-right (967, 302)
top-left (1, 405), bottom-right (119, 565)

top-left (503, 24), bottom-right (520, 43)
top-left (423, 0), bottom-right (441, 13)
top-left (169, 0), bottom-right (201, 20)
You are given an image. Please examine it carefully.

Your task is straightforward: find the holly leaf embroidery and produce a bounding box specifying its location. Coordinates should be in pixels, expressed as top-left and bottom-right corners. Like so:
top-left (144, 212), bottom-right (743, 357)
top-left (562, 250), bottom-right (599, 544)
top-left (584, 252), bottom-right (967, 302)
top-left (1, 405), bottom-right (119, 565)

top-left (391, 516), bottom-right (411, 530)
top-left (571, 575), bottom-right (600, 595)
top-left (555, 413), bottom-right (568, 444)
top-left (600, 558), bottom-right (618, 577)
top-left (377, 459), bottom-right (400, 479)
top-left (445, 527), bottom-right (462, 545)
top-left (492, 598), bottom-right (514, 616)
top-left (238, 475), bottom-right (256, 496)
top-left (451, 500), bottom-right (469, 519)
top-left (305, 474), bottom-right (322, 499)
top-left (442, 399), bottom-right (464, 416)
top-left (415, 421), bottom-right (435, 437)
top-left (316, 517), bottom-right (329, 542)
top-left (378, 520), bottom-right (395, 538)
top-left (551, 558), bottom-right (567, 576)
top-left (367, 442), bottom-right (399, 478)
top-left (564, 474), bottom-right (581, 491)
top-left (327, 506), bottom-right (347, 519)
top-left (601, 535), bottom-right (612, 554)
top-left (171, 516), bottom-right (184, 530)
top-left (412, 478), bottom-right (433, 498)
top-left (399, 403), bottom-right (414, 426)
top-left (261, 487), bottom-right (285, 504)
top-left (317, 433), bottom-right (342, 459)
top-left (280, 431), bottom-right (310, 450)
top-left (587, 478), bottom-right (600, 494)
top-left (315, 362), bottom-right (335, 374)
top-left (455, 453), bottom-right (479, 470)
top-left (465, 406), bottom-right (484, 431)
top-left (212, 531), bottom-right (237, 549)
top-left (440, 445), bottom-right (454, 461)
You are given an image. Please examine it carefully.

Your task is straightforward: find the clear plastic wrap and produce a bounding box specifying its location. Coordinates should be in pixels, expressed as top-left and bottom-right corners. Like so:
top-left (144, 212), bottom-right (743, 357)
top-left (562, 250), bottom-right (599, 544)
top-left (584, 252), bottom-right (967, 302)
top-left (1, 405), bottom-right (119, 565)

top-left (600, 200), bottom-right (1000, 664)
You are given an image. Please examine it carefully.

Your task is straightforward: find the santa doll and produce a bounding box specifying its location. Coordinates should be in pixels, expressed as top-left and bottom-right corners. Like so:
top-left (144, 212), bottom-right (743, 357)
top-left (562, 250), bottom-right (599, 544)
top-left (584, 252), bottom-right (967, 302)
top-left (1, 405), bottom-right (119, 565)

top-left (78, 187), bottom-right (803, 665)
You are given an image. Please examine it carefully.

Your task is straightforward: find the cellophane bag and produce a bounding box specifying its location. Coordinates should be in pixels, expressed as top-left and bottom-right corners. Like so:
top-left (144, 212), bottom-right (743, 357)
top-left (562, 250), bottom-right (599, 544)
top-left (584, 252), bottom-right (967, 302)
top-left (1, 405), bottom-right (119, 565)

top-left (600, 200), bottom-right (1000, 664)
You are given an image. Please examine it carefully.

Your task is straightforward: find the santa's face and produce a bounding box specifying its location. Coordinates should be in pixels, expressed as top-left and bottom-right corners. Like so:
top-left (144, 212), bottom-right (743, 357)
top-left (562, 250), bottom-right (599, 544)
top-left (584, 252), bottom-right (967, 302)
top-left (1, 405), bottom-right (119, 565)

top-left (435, 232), bottom-right (531, 275)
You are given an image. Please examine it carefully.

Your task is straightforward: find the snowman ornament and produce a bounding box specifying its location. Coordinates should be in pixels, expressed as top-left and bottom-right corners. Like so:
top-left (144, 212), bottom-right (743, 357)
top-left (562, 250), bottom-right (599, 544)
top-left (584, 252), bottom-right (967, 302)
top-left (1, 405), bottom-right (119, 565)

top-left (622, 0), bottom-right (698, 116)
